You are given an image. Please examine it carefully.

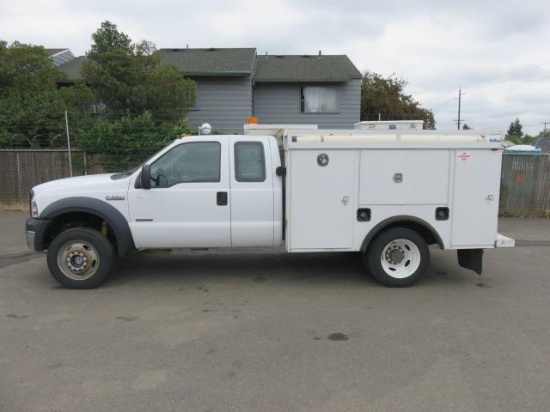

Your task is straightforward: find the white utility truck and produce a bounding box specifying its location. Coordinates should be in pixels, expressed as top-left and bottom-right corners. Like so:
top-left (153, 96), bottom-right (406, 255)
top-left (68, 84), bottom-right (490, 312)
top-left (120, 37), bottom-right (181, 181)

top-left (25, 130), bottom-right (514, 289)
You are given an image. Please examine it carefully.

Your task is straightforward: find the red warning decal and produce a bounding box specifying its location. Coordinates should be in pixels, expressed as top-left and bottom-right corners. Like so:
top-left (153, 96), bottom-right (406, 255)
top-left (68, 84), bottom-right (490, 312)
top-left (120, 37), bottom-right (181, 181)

top-left (458, 152), bottom-right (471, 161)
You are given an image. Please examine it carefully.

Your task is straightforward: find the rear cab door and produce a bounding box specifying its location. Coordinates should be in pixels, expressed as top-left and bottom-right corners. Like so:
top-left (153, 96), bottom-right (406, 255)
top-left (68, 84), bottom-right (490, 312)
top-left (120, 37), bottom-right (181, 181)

top-left (229, 136), bottom-right (276, 247)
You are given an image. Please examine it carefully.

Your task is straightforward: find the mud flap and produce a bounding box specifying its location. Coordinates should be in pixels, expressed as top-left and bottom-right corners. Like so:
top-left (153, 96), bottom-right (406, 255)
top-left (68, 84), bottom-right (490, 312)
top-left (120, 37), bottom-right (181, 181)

top-left (457, 249), bottom-right (483, 275)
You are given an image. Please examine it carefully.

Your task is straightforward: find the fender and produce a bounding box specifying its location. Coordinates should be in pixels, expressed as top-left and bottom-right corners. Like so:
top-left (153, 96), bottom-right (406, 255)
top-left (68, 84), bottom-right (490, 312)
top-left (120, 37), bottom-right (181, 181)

top-left (360, 215), bottom-right (445, 252)
top-left (40, 197), bottom-right (136, 256)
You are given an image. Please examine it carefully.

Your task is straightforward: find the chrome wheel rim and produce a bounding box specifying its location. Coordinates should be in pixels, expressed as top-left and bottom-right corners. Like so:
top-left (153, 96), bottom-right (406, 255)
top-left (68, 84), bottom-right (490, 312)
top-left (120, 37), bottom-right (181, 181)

top-left (57, 241), bottom-right (100, 281)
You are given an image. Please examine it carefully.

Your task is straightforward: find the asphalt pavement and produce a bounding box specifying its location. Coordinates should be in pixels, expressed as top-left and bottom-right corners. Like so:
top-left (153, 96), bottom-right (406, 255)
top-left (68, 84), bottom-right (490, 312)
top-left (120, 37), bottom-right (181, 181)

top-left (1, 211), bottom-right (550, 412)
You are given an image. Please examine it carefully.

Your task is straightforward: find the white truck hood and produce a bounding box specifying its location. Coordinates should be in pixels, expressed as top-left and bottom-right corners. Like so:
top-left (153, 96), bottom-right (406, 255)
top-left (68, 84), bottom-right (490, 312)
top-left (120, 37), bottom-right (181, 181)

top-left (32, 173), bottom-right (134, 216)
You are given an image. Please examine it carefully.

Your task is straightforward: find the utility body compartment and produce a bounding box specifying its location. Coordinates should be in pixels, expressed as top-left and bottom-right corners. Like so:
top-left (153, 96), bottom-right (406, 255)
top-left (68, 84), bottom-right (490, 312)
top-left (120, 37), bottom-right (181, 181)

top-left (284, 130), bottom-right (505, 252)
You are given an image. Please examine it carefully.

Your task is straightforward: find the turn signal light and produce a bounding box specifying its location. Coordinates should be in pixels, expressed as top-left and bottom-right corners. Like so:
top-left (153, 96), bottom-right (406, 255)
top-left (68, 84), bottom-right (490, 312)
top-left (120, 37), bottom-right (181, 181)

top-left (31, 200), bottom-right (39, 218)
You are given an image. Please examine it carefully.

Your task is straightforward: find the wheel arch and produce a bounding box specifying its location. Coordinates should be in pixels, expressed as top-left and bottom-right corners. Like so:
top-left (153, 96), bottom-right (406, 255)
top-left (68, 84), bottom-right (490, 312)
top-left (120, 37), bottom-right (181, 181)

top-left (360, 216), bottom-right (445, 253)
top-left (39, 197), bottom-right (135, 256)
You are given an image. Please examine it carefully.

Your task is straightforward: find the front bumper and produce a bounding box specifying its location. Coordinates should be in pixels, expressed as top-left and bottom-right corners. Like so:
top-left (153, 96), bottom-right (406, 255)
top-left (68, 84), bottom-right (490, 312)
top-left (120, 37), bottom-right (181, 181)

top-left (25, 218), bottom-right (50, 251)
top-left (25, 230), bottom-right (35, 250)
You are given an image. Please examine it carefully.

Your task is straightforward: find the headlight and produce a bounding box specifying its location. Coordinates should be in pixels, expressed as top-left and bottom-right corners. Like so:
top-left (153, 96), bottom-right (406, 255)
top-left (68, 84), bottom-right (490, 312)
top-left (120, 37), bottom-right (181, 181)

top-left (29, 191), bottom-right (38, 217)
top-left (31, 200), bottom-right (39, 218)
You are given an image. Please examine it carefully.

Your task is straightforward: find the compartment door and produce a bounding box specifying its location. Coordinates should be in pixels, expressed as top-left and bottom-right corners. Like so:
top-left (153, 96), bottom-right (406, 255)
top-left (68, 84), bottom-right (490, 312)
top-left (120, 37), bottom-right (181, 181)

top-left (288, 150), bottom-right (356, 250)
top-left (451, 149), bottom-right (502, 248)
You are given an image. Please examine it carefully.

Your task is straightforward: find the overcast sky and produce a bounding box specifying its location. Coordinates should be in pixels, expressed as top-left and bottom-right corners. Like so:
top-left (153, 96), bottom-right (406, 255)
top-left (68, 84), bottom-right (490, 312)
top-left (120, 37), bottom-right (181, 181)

top-left (2, 0), bottom-right (550, 135)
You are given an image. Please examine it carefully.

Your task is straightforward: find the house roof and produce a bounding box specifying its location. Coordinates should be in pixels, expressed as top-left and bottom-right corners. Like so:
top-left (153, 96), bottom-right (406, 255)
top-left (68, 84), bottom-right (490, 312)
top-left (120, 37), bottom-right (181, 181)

top-left (57, 56), bottom-right (85, 82)
top-left (254, 55), bottom-right (362, 82)
top-left (55, 49), bottom-right (362, 84)
top-left (158, 48), bottom-right (257, 76)
top-left (45, 48), bottom-right (76, 66)
top-left (45, 48), bottom-right (68, 55)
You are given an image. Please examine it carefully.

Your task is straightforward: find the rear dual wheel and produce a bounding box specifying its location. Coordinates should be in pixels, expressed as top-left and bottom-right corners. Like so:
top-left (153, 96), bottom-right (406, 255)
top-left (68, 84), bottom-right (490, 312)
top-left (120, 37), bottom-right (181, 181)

top-left (365, 228), bottom-right (430, 287)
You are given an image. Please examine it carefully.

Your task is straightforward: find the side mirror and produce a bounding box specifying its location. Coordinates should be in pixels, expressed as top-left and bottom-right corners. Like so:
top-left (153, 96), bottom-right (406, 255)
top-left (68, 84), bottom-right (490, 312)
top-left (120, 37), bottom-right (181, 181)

top-left (140, 164), bottom-right (151, 190)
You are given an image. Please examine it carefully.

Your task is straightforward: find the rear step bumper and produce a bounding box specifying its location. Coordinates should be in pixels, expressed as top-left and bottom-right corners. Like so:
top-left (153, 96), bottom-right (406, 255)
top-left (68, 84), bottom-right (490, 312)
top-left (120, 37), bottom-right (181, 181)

top-left (496, 234), bottom-right (515, 248)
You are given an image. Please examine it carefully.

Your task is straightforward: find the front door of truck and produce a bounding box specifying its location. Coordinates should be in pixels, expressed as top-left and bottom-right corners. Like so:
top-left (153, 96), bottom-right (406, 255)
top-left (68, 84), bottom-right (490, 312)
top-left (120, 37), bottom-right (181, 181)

top-left (128, 140), bottom-right (231, 248)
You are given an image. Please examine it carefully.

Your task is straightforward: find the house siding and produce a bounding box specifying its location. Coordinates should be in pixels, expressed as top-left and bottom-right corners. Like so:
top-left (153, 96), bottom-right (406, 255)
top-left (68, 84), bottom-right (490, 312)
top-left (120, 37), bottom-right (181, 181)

top-left (253, 79), bottom-right (360, 128)
top-left (187, 76), bottom-right (252, 134)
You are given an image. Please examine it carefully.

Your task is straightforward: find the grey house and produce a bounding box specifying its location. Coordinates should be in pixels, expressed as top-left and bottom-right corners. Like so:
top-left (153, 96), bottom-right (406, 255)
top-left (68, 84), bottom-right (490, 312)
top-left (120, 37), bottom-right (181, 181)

top-left (56, 56), bottom-right (86, 86)
top-left (159, 48), bottom-right (256, 133)
top-left (57, 47), bottom-right (362, 133)
top-left (253, 54), bottom-right (362, 129)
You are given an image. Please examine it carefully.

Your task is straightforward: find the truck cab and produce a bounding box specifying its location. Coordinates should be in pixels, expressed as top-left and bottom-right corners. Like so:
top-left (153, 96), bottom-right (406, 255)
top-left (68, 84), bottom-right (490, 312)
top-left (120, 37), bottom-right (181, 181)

top-left (128, 135), bottom-right (283, 249)
top-left (26, 135), bottom-right (282, 288)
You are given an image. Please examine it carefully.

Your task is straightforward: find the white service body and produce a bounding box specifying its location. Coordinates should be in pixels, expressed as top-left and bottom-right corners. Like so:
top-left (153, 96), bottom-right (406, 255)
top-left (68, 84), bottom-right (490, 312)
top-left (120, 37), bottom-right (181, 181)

top-left (284, 131), bottom-right (504, 252)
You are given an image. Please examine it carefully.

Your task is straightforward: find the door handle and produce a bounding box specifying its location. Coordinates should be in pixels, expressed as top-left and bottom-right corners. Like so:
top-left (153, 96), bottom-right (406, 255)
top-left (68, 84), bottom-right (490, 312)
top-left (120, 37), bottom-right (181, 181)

top-left (217, 192), bottom-right (228, 206)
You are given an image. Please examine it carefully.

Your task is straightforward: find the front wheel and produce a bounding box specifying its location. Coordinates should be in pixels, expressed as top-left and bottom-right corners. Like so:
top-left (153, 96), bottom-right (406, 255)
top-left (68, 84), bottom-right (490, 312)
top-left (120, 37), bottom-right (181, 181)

top-left (365, 228), bottom-right (430, 287)
top-left (47, 228), bottom-right (114, 289)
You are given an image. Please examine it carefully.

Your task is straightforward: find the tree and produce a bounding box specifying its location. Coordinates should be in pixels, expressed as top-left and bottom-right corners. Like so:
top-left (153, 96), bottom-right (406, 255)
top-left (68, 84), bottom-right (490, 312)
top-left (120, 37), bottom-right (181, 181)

top-left (87, 21), bottom-right (133, 58)
top-left (506, 118), bottom-right (524, 144)
top-left (0, 41), bottom-right (95, 147)
top-left (74, 112), bottom-right (192, 171)
top-left (462, 123), bottom-right (471, 130)
top-left (360, 71), bottom-right (435, 129)
top-left (0, 41), bottom-right (62, 93)
top-left (82, 21), bottom-right (196, 122)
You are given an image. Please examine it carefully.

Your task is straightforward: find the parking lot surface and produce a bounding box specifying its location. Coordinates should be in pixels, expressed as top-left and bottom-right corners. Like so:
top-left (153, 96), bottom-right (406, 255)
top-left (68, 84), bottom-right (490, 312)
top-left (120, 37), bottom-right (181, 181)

top-left (1, 212), bottom-right (550, 411)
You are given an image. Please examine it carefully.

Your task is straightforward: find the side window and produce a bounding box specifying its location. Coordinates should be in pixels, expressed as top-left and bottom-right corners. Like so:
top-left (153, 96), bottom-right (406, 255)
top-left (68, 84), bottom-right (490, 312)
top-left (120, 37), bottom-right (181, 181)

top-left (235, 142), bottom-right (266, 182)
top-left (150, 142), bottom-right (221, 187)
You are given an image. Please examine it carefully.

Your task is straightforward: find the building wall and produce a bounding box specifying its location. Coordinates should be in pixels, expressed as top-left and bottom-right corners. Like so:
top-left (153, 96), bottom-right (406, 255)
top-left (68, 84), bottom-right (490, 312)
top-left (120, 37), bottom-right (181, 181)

top-left (187, 76), bottom-right (253, 134)
top-left (253, 79), bottom-right (360, 128)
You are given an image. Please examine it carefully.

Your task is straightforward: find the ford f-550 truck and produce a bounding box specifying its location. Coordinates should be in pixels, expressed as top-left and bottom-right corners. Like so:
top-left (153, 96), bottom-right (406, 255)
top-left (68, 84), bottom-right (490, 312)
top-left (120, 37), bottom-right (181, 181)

top-left (25, 130), bottom-right (514, 289)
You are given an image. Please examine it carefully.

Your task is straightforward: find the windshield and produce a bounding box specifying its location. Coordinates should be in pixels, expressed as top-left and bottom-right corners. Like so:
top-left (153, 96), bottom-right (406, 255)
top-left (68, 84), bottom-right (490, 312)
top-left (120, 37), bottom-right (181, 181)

top-left (109, 140), bottom-right (179, 180)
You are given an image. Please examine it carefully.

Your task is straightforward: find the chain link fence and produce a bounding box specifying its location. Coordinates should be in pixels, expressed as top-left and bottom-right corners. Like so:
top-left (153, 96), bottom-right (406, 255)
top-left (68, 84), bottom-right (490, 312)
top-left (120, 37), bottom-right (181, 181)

top-left (0, 149), bottom-right (84, 210)
top-left (500, 153), bottom-right (550, 217)
top-left (0, 148), bottom-right (148, 210)
top-left (2, 149), bottom-right (550, 217)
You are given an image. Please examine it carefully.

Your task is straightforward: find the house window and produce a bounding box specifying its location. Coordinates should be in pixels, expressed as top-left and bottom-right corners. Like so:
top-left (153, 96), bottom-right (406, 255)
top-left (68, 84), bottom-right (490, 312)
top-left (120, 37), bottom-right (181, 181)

top-left (300, 86), bottom-right (339, 114)
top-left (234, 142), bottom-right (266, 182)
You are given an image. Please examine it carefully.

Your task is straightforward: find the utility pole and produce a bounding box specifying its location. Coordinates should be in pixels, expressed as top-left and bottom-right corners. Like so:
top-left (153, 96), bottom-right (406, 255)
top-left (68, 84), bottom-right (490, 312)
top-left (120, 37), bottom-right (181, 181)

top-left (457, 87), bottom-right (462, 130)
top-left (453, 87), bottom-right (464, 130)
top-left (65, 110), bottom-right (73, 177)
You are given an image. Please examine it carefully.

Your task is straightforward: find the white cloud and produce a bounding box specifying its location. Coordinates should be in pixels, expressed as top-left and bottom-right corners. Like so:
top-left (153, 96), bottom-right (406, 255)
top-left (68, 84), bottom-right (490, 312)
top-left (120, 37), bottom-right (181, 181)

top-left (1, 0), bottom-right (550, 134)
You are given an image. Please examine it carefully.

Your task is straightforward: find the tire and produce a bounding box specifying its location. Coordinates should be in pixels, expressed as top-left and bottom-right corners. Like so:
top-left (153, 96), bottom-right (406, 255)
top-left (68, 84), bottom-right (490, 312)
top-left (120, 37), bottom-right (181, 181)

top-left (47, 228), bottom-right (114, 289)
top-left (365, 227), bottom-right (430, 287)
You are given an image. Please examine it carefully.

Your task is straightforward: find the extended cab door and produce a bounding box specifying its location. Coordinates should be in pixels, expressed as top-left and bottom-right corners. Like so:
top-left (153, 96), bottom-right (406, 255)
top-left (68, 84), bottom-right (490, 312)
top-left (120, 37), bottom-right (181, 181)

top-left (128, 139), bottom-right (231, 248)
top-left (229, 137), bottom-right (275, 246)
